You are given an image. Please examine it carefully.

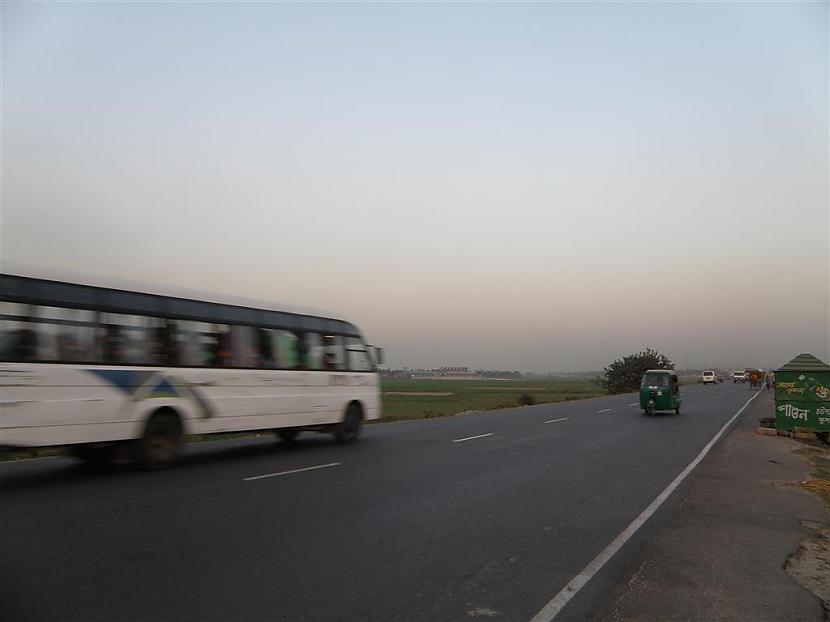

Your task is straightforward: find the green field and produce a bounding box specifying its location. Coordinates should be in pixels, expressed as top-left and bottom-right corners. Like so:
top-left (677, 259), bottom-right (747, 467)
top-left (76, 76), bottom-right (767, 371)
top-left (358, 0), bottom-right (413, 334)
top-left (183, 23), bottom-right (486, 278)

top-left (380, 377), bottom-right (605, 422)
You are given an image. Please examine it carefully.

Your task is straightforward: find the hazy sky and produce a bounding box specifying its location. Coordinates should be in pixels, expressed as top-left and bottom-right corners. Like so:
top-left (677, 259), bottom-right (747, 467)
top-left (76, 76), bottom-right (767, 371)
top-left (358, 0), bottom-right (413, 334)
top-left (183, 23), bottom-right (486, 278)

top-left (2, 1), bottom-right (828, 372)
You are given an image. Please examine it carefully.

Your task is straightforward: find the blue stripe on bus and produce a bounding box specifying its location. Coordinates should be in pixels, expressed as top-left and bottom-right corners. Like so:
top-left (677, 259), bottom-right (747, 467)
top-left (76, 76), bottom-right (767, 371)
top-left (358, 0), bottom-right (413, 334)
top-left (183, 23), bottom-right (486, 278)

top-left (85, 369), bottom-right (157, 394)
top-left (149, 378), bottom-right (179, 398)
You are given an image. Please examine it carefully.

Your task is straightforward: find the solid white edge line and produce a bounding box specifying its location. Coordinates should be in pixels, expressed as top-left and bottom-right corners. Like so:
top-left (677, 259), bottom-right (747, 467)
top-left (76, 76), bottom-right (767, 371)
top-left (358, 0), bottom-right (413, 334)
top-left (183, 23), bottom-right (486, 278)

top-left (545, 417), bottom-right (568, 424)
top-left (597, 408), bottom-right (613, 413)
top-left (452, 433), bottom-right (493, 443)
top-left (243, 462), bottom-right (341, 481)
top-left (529, 389), bottom-right (763, 622)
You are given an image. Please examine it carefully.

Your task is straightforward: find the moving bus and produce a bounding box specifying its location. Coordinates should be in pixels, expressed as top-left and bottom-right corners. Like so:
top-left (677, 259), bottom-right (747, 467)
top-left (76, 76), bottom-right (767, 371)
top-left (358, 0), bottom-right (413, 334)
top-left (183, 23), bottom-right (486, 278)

top-left (0, 272), bottom-right (381, 468)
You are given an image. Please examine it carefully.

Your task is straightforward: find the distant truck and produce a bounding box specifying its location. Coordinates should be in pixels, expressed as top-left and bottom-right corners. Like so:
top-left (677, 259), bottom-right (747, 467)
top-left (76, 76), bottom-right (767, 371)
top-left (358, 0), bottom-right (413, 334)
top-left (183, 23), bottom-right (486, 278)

top-left (732, 371), bottom-right (747, 383)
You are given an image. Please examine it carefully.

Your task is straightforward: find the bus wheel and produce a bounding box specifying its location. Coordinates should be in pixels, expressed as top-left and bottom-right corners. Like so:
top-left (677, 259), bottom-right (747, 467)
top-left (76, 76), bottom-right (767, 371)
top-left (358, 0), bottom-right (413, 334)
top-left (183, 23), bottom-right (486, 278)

top-left (139, 411), bottom-right (182, 470)
top-left (333, 403), bottom-right (363, 444)
top-left (275, 428), bottom-right (300, 443)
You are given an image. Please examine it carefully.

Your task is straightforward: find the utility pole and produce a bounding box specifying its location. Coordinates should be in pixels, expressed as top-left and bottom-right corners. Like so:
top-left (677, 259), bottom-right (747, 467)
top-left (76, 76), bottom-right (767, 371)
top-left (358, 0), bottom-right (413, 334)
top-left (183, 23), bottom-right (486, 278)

top-left (684, 353), bottom-right (688, 372)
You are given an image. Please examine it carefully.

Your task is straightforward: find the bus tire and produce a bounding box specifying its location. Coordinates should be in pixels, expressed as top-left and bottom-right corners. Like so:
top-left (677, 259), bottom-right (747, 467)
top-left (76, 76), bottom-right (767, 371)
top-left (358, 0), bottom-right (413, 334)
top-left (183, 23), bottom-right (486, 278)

top-left (333, 403), bottom-right (363, 444)
top-left (138, 410), bottom-right (183, 470)
top-left (276, 428), bottom-right (300, 443)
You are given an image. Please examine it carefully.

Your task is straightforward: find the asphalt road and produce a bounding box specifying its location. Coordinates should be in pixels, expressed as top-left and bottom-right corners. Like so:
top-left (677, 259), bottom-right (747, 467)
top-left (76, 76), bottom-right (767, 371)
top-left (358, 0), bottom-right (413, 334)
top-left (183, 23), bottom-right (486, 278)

top-left (1, 382), bottom-right (761, 622)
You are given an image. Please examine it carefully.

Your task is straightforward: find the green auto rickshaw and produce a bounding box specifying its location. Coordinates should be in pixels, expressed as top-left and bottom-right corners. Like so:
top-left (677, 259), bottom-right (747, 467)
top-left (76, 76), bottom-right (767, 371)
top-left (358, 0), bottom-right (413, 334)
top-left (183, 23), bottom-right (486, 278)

top-left (639, 369), bottom-right (682, 416)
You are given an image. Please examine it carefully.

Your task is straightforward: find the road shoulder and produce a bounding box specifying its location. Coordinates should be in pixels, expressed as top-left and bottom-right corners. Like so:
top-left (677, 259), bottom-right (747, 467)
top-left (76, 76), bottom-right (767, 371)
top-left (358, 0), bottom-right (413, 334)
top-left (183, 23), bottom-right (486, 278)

top-left (596, 390), bottom-right (829, 622)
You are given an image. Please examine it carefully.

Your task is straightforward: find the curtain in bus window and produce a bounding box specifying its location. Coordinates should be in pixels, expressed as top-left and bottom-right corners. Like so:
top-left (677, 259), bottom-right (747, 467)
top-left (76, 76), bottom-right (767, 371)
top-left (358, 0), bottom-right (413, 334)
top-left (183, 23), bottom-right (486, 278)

top-left (232, 326), bottom-right (260, 368)
top-left (171, 320), bottom-right (205, 367)
top-left (345, 337), bottom-right (372, 371)
top-left (304, 332), bottom-right (323, 370)
top-left (274, 330), bottom-right (300, 369)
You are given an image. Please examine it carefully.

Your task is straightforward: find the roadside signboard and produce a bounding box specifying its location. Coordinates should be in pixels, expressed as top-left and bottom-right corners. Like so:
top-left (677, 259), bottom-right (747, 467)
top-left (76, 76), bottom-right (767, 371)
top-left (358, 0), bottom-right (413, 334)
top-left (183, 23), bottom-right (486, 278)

top-left (775, 353), bottom-right (830, 431)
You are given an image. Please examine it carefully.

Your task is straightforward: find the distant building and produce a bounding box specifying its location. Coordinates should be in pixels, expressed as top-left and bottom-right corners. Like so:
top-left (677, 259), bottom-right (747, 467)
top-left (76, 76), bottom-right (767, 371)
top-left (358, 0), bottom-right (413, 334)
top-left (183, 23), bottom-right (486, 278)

top-left (438, 366), bottom-right (478, 378)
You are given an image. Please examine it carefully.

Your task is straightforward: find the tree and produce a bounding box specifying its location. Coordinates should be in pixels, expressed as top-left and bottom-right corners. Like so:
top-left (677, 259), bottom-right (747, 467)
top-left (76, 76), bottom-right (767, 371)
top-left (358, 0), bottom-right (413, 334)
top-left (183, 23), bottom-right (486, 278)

top-left (602, 348), bottom-right (674, 394)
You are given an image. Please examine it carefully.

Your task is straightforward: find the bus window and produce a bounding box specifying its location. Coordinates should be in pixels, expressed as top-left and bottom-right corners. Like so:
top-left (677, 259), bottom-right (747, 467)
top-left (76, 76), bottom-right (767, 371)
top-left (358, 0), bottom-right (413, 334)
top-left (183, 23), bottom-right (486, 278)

top-left (207, 325), bottom-right (233, 367)
top-left (273, 330), bottom-right (300, 369)
top-left (1, 303), bottom-right (28, 361)
top-left (323, 335), bottom-right (345, 370)
top-left (34, 306), bottom-right (97, 362)
top-left (101, 324), bottom-right (122, 364)
top-left (150, 320), bottom-right (180, 366)
top-left (0, 322), bottom-right (37, 362)
top-left (169, 320), bottom-right (202, 367)
top-left (1, 301), bottom-right (30, 321)
top-left (258, 328), bottom-right (276, 369)
top-left (99, 314), bottom-right (164, 365)
top-left (345, 337), bottom-right (372, 371)
top-left (232, 326), bottom-right (260, 368)
top-left (180, 322), bottom-right (223, 367)
top-left (304, 332), bottom-right (323, 370)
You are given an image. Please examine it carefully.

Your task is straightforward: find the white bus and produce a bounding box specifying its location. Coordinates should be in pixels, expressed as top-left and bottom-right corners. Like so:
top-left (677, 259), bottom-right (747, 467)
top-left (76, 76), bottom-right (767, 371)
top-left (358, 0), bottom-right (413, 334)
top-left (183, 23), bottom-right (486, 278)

top-left (0, 272), bottom-right (382, 468)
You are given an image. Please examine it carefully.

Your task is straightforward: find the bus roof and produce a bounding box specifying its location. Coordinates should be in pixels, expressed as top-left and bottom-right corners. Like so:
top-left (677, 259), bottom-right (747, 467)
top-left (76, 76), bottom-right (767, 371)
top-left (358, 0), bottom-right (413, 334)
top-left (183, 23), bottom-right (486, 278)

top-left (644, 369), bottom-right (677, 375)
top-left (1, 264), bottom-right (361, 336)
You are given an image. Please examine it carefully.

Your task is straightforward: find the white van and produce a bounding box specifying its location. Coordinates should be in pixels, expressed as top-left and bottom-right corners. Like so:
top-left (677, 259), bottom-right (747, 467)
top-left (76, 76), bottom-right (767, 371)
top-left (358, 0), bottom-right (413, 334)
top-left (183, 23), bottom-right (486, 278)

top-left (701, 370), bottom-right (716, 385)
top-left (732, 371), bottom-right (746, 383)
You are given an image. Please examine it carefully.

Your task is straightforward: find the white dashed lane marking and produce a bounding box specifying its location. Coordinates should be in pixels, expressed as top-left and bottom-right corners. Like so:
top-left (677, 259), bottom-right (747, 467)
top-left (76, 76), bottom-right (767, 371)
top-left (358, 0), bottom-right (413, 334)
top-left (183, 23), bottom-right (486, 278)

top-left (244, 462), bottom-right (341, 482)
top-left (452, 433), bottom-right (493, 444)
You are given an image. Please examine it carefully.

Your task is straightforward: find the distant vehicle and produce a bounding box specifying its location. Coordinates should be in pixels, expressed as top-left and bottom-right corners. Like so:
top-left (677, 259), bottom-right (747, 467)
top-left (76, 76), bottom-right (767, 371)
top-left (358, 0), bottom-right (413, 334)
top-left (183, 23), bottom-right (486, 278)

top-left (640, 369), bottom-right (682, 415)
top-left (701, 370), bottom-right (716, 385)
top-left (0, 272), bottom-right (382, 468)
top-left (732, 371), bottom-right (746, 383)
top-left (747, 369), bottom-right (764, 389)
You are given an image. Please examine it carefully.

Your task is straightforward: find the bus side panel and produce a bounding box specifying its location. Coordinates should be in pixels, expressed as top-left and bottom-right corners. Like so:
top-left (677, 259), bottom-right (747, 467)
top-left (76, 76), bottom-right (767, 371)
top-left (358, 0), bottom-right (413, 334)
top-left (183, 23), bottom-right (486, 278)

top-left (325, 373), bottom-right (381, 423)
top-left (0, 364), bottom-right (381, 446)
top-left (177, 369), bottom-right (380, 432)
top-left (177, 368), bottom-right (317, 434)
top-left (1, 363), bottom-right (140, 447)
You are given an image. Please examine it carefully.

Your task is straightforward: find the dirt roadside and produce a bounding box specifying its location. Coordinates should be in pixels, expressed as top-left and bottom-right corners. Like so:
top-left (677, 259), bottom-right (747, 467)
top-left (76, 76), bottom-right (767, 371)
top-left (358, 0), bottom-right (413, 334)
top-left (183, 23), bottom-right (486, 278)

top-left (596, 390), bottom-right (829, 622)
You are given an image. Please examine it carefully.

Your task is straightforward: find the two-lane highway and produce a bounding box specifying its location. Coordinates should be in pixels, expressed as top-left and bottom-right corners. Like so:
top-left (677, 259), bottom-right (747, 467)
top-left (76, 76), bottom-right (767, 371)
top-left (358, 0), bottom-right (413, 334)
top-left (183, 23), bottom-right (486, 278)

top-left (1, 383), bottom-right (761, 621)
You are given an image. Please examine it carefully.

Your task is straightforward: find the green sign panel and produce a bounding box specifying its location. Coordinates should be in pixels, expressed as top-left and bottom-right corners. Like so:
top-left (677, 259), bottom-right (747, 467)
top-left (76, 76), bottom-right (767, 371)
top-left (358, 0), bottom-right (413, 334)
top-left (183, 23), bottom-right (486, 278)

top-left (775, 401), bottom-right (830, 431)
top-left (775, 371), bottom-right (830, 402)
top-left (775, 355), bottom-right (830, 431)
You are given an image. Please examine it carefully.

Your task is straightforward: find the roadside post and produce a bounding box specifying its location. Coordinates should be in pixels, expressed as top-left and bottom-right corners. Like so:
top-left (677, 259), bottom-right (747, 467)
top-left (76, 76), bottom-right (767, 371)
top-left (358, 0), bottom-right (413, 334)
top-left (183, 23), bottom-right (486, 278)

top-left (774, 353), bottom-right (830, 432)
